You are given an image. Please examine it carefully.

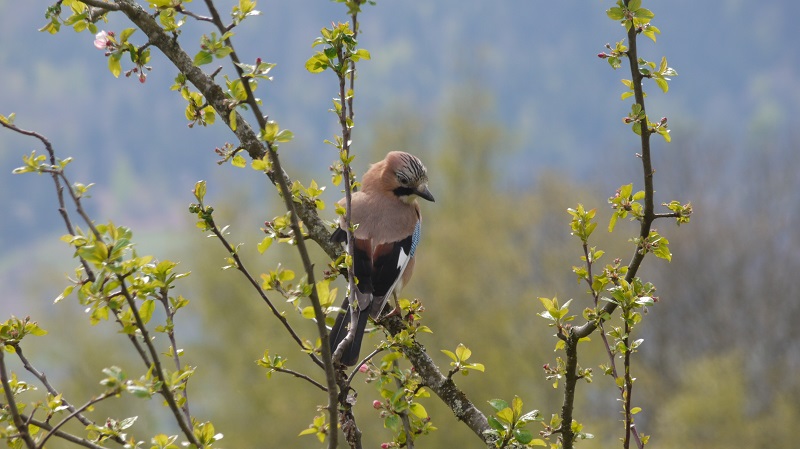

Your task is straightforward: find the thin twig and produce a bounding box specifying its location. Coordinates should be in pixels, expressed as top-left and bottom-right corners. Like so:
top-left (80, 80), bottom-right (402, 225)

top-left (274, 367), bottom-right (328, 392)
top-left (38, 390), bottom-right (117, 448)
top-left (207, 221), bottom-right (323, 368)
top-left (20, 414), bottom-right (108, 449)
top-left (13, 345), bottom-right (93, 428)
top-left (117, 277), bottom-right (202, 447)
top-left (178, 8), bottom-right (214, 23)
top-left (346, 346), bottom-right (384, 386)
top-left (0, 121), bottom-right (97, 281)
top-left (157, 286), bottom-right (192, 422)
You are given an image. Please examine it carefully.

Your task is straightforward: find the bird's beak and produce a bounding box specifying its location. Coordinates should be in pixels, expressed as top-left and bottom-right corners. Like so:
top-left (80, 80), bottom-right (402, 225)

top-left (416, 185), bottom-right (435, 202)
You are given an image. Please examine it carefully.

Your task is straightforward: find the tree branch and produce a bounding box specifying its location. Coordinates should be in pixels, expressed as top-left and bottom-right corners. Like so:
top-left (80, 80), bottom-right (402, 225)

top-left (206, 219), bottom-right (323, 368)
top-left (116, 277), bottom-right (202, 447)
top-left (109, 0), bottom-right (342, 261)
top-left (0, 349), bottom-right (37, 449)
top-left (19, 414), bottom-right (108, 449)
top-left (574, 0), bottom-right (656, 340)
top-left (273, 367), bottom-right (328, 392)
top-left (13, 345), bottom-right (103, 429)
top-left (382, 316), bottom-right (491, 442)
top-left (37, 390), bottom-right (117, 449)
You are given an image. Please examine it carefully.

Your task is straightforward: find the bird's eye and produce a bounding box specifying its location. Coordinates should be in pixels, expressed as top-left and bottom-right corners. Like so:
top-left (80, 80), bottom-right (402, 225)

top-left (397, 174), bottom-right (409, 185)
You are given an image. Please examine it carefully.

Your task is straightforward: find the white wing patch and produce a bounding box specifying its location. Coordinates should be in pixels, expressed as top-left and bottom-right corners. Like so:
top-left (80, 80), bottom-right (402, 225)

top-left (396, 246), bottom-right (410, 270)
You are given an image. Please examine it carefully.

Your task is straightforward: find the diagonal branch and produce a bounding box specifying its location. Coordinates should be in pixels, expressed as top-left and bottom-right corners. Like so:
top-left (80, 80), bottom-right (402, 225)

top-left (108, 0), bottom-right (342, 261)
top-left (382, 316), bottom-right (491, 442)
top-left (37, 390), bottom-right (117, 449)
top-left (117, 276), bottom-right (202, 447)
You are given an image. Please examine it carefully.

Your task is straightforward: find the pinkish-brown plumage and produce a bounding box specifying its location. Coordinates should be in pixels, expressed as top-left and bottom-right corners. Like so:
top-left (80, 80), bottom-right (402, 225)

top-left (329, 151), bottom-right (434, 365)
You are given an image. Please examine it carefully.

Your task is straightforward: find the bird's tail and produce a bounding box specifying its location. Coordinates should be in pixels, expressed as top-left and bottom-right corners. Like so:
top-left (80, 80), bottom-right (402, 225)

top-left (329, 298), bottom-right (371, 366)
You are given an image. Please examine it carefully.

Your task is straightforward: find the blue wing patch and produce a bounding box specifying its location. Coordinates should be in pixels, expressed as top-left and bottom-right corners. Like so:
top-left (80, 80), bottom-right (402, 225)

top-left (410, 220), bottom-right (421, 258)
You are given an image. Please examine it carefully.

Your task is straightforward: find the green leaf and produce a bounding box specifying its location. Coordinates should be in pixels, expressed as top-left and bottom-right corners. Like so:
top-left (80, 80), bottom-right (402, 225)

top-left (139, 299), bottom-right (155, 324)
top-left (257, 236), bottom-right (272, 254)
top-left (409, 403), bottom-right (428, 419)
top-left (487, 415), bottom-right (505, 431)
top-left (54, 285), bottom-right (74, 304)
top-left (108, 53), bottom-right (122, 78)
top-left (119, 27), bottom-right (136, 43)
top-left (606, 6), bottom-right (624, 20)
top-left (384, 414), bottom-right (401, 432)
top-left (496, 407), bottom-right (514, 424)
top-left (635, 7), bottom-right (655, 20)
top-left (229, 78), bottom-right (248, 101)
top-left (454, 343), bottom-right (471, 361)
top-left (659, 127), bottom-right (672, 143)
top-left (608, 211), bottom-right (619, 232)
top-left (654, 77), bottom-right (668, 93)
top-left (231, 154), bottom-right (247, 168)
top-left (262, 121), bottom-right (279, 142)
top-left (275, 129), bottom-right (294, 143)
top-left (511, 396), bottom-right (523, 418)
top-left (654, 242), bottom-right (672, 262)
top-left (488, 399), bottom-right (509, 412)
top-left (193, 180), bottom-right (207, 202)
top-left (194, 50), bottom-right (213, 66)
top-left (351, 48), bottom-right (371, 62)
top-left (465, 362), bottom-right (485, 372)
top-left (305, 52), bottom-right (329, 73)
top-left (514, 428), bottom-right (534, 444)
top-left (229, 110), bottom-right (237, 131)
top-left (301, 306), bottom-right (315, 320)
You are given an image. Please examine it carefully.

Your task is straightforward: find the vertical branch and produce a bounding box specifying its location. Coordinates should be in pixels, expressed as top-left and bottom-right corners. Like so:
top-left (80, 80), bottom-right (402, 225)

top-left (559, 335), bottom-right (578, 449)
top-left (575, 0), bottom-right (656, 336)
top-left (623, 0), bottom-right (656, 283)
top-left (622, 319), bottom-right (633, 449)
top-left (0, 350), bottom-right (37, 449)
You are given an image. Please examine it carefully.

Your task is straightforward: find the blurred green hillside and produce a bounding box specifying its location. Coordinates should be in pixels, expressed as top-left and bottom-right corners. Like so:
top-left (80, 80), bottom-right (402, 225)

top-left (2, 1), bottom-right (800, 448)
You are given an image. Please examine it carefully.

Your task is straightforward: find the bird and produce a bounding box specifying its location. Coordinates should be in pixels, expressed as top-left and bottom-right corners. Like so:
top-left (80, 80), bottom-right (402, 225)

top-left (328, 151), bottom-right (434, 366)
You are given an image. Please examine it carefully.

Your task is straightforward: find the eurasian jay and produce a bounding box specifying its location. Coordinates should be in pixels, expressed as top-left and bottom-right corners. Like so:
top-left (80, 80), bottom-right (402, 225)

top-left (329, 151), bottom-right (435, 366)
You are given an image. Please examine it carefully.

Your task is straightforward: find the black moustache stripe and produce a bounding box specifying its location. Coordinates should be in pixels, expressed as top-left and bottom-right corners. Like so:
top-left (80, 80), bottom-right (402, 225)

top-left (393, 186), bottom-right (415, 197)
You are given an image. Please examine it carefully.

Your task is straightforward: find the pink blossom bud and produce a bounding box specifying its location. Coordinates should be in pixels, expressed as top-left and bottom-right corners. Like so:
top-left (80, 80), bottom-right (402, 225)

top-left (372, 400), bottom-right (382, 409)
top-left (94, 30), bottom-right (110, 50)
top-left (380, 444), bottom-right (390, 449)
top-left (597, 52), bottom-right (608, 59)
top-left (359, 364), bottom-right (369, 373)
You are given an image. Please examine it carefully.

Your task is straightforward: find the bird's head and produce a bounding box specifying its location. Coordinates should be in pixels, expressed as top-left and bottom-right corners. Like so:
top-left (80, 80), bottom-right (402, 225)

top-left (372, 151), bottom-right (435, 204)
